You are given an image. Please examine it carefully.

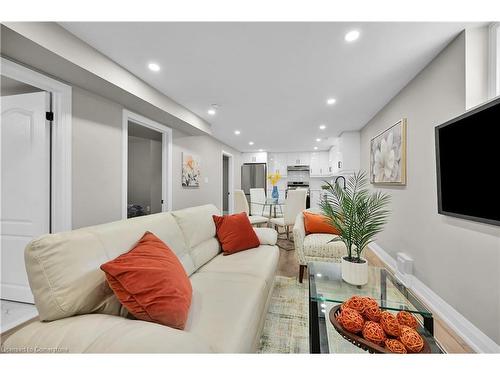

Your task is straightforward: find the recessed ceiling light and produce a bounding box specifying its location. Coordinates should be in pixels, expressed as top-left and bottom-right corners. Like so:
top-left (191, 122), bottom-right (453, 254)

top-left (326, 98), bottom-right (336, 105)
top-left (234, 130), bottom-right (241, 135)
top-left (249, 141), bottom-right (254, 146)
top-left (345, 30), bottom-right (360, 43)
top-left (148, 62), bottom-right (160, 72)
top-left (319, 124), bottom-right (326, 130)
top-left (316, 138), bottom-right (321, 142)
top-left (314, 146), bottom-right (318, 150)
top-left (258, 149), bottom-right (264, 152)
top-left (207, 108), bottom-right (216, 115)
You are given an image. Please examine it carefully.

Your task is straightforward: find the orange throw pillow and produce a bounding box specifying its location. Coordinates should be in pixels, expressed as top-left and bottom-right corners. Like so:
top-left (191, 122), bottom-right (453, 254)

top-left (213, 212), bottom-right (261, 255)
top-left (303, 211), bottom-right (340, 235)
top-left (100, 231), bottom-right (192, 330)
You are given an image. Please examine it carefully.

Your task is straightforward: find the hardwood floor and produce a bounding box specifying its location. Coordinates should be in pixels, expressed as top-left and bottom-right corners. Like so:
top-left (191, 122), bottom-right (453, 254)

top-left (275, 241), bottom-right (475, 353)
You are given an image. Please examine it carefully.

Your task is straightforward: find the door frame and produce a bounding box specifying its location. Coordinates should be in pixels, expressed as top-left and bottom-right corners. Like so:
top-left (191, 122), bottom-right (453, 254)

top-left (221, 150), bottom-right (234, 214)
top-left (122, 110), bottom-right (172, 219)
top-left (1, 57), bottom-right (72, 232)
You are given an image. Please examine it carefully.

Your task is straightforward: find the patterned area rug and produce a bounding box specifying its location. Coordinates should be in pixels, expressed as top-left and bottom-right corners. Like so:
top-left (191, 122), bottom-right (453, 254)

top-left (258, 276), bottom-right (309, 353)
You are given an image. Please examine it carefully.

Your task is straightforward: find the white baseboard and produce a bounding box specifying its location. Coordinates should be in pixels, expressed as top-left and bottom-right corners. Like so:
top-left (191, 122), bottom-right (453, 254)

top-left (369, 242), bottom-right (500, 353)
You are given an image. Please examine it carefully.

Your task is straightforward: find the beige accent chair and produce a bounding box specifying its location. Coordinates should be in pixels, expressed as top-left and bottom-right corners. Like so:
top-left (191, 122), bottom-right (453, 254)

top-left (1, 204), bottom-right (279, 353)
top-left (293, 210), bottom-right (347, 283)
top-left (233, 189), bottom-right (268, 226)
top-left (270, 189), bottom-right (307, 240)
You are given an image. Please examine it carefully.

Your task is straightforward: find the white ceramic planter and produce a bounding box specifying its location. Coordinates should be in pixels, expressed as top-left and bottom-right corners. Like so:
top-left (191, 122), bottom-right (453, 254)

top-left (341, 256), bottom-right (368, 286)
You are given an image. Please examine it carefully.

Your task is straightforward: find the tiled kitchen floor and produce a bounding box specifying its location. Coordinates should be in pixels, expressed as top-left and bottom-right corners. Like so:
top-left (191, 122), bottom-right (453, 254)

top-left (1, 299), bottom-right (38, 334)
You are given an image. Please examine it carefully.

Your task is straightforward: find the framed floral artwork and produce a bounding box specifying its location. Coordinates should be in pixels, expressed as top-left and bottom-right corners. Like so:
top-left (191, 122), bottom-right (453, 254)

top-left (182, 153), bottom-right (200, 187)
top-left (370, 119), bottom-right (407, 185)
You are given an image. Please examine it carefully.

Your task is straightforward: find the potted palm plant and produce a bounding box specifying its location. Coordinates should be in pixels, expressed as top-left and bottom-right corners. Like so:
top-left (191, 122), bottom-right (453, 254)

top-left (320, 171), bottom-right (391, 285)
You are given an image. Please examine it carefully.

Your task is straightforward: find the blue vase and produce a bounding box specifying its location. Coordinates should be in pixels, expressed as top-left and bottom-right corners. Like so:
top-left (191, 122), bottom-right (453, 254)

top-left (271, 185), bottom-right (279, 199)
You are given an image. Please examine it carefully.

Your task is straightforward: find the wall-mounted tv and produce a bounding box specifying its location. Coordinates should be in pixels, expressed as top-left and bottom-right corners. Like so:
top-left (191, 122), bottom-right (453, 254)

top-left (435, 97), bottom-right (500, 226)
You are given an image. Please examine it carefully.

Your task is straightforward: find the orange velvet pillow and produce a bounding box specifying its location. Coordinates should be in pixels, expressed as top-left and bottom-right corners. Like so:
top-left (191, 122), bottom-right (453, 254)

top-left (100, 231), bottom-right (192, 330)
top-left (303, 211), bottom-right (340, 235)
top-left (213, 212), bottom-right (261, 255)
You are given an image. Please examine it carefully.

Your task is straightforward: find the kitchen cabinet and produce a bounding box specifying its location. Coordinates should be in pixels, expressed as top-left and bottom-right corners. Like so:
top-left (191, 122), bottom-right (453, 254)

top-left (287, 152), bottom-right (309, 166)
top-left (310, 151), bottom-right (331, 177)
top-left (267, 153), bottom-right (287, 176)
top-left (309, 189), bottom-right (328, 209)
top-left (242, 152), bottom-right (267, 164)
top-left (337, 132), bottom-right (360, 174)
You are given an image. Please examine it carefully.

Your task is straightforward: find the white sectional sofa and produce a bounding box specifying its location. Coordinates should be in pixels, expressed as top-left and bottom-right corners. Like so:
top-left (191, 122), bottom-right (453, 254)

top-left (2, 204), bottom-right (279, 353)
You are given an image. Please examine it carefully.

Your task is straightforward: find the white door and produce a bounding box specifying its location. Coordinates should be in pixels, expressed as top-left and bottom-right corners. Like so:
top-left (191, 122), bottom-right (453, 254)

top-left (1, 92), bottom-right (50, 303)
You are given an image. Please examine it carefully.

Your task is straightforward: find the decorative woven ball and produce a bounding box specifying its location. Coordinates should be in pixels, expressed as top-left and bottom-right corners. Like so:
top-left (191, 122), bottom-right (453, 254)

top-left (363, 305), bottom-right (382, 322)
top-left (400, 327), bottom-right (424, 353)
top-left (380, 311), bottom-right (401, 337)
top-left (362, 296), bottom-right (379, 310)
top-left (362, 321), bottom-right (387, 346)
top-left (338, 307), bottom-right (365, 333)
top-left (343, 295), bottom-right (366, 313)
top-left (385, 339), bottom-right (408, 354)
top-left (397, 311), bottom-right (418, 329)
top-left (399, 325), bottom-right (413, 335)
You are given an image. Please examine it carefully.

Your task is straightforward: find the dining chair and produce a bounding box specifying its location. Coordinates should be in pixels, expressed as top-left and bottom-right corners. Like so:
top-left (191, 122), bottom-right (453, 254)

top-left (234, 190), bottom-right (268, 226)
top-left (270, 189), bottom-right (307, 240)
top-left (250, 188), bottom-right (267, 217)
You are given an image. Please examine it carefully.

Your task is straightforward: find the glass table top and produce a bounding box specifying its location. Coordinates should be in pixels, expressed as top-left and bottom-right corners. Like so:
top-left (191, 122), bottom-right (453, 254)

top-left (308, 261), bottom-right (443, 353)
top-left (253, 198), bottom-right (285, 206)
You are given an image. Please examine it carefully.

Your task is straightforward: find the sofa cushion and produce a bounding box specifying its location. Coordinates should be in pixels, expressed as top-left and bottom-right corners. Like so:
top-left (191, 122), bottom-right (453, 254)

top-left (186, 272), bottom-right (269, 353)
top-left (303, 233), bottom-right (347, 258)
top-left (2, 314), bottom-right (213, 353)
top-left (171, 204), bottom-right (220, 249)
top-left (213, 213), bottom-right (260, 255)
top-left (24, 211), bottom-right (193, 322)
top-left (197, 245), bottom-right (279, 289)
top-left (100, 232), bottom-right (192, 330)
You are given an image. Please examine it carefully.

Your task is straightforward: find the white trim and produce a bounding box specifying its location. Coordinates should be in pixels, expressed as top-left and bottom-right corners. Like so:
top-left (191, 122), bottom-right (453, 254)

top-left (122, 110), bottom-right (173, 219)
top-left (1, 57), bottom-right (72, 232)
top-left (221, 150), bottom-right (234, 214)
top-left (369, 242), bottom-right (500, 353)
top-left (488, 22), bottom-right (500, 98)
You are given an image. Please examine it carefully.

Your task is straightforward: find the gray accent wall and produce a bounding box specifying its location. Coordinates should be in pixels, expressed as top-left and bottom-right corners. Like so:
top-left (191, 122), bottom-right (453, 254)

top-left (71, 87), bottom-right (241, 229)
top-left (360, 32), bottom-right (500, 344)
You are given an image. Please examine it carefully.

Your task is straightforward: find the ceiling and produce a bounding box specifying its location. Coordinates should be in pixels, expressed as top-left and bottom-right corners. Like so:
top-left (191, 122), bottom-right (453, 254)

top-left (60, 22), bottom-right (473, 152)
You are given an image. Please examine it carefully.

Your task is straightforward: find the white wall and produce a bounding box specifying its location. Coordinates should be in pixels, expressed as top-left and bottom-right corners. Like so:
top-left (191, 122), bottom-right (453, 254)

top-left (360, 32), bottom-right (500, 345)
top-left (71, 87), bottom-right (241, 228)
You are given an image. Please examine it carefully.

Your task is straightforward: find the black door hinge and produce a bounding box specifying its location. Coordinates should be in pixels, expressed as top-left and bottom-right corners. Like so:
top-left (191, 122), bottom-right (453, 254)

top-left (46, 111), bottom-right (54, 121)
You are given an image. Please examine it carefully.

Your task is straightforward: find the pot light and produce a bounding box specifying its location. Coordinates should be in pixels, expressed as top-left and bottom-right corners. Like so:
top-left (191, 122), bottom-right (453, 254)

top-left (316, 138), bottom-right (321, 142)
top-left (326, 98), bottom-right (336, 105)
top-left (319, 124), bottom-right (326, 130)
top-left (249, 141), bottom-right (254, 146)
top-left (345, 30), bottom-right (360, 43)
top-left (234, 130), bottom-right (241, 135)
top-left (148, 62), bottom-right (160, 72)
top-left (314, 146), bottom-right (318, 150)
top-left (207, 108), bottom-right (216, 115)
top-left (258, 149), bottom-right (264, 152)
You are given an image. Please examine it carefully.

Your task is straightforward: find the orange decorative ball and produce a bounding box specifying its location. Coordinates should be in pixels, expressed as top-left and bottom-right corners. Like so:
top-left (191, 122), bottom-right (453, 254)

top-left (338, 307), bottom-right (365, 333)
top-left (397, 311), bottom-right (418, 329)
top-left (399, 325), bottom-right (413, 334)
top-left (362, 321), bottom-right (387, 346)
top-left (385, 339), bottom-right (407, 354)
top-left (400, 327), bottom-right (424, 353)
top-left (363, 305), bottom-right (382, 322)
top-left (363, 296), bottom-right (379, 310)
top-left (380, 311), bottom-right (401, 337)
top-left (343, 295), bottom-right (366, 314)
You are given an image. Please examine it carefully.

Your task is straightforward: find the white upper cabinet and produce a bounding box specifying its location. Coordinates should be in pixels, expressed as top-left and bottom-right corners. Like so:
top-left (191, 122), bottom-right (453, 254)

top-left (328, 132), bottom-right (360, 175)
top-left (310, 151), bottom-right (331, 177)
top-left (242, 152), bottom-right (267, 164)
top-left (287, 152), bottom-right (310, 165)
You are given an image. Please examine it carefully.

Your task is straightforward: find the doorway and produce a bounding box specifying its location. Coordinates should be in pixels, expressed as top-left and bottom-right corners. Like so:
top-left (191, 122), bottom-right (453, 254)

top-left (1, 76), bottom-right (49, 303)
top-left (221, 151), bottom-right (234, 215)
top-left (122, 110), bottom-right (172, 219)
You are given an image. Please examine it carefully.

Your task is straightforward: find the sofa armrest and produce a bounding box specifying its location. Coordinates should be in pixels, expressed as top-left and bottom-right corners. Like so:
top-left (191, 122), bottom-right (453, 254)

top-left (253, 227), bottom-right (278, 246)
top-left (293, 212), bottom-right (307, 265)
top-left (1, 314), bottom-right (214, 353)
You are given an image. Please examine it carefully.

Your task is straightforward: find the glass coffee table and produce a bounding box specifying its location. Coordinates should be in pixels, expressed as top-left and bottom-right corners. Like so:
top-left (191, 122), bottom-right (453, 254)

top-left (308, 261), bottom-right (444, 353)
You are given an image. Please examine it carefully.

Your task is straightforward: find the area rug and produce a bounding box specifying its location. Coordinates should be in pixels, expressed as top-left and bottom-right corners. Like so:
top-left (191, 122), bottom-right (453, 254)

top-left (276, 238), bottom-right (295, 251)
top-left (257, 276), bottom-right (309, 353)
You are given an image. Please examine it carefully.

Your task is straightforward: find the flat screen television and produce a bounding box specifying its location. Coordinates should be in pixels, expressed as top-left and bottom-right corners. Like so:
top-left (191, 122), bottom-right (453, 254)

top-left (435, 97), bottom-right (500, 226)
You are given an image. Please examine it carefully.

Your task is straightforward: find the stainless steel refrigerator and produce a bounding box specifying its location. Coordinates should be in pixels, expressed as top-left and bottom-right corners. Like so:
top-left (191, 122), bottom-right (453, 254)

top-left (241, 163), bottom-right (267, 199)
